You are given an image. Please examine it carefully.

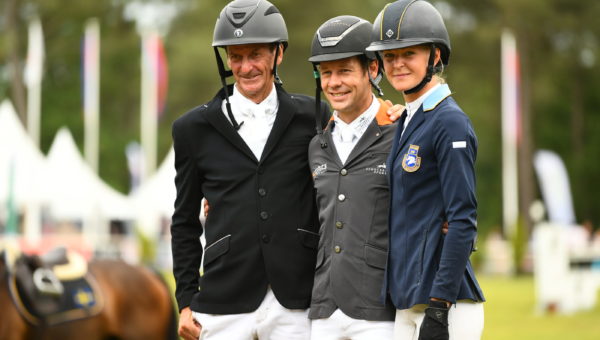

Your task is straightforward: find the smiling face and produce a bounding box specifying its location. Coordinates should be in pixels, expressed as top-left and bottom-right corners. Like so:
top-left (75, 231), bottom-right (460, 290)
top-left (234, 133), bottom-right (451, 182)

top-left (319, 56), bottom-right (378, 123)
top-left (381, 45), bottom-right (441, 102)
top-left (226, 43), bottom-right (283, 104)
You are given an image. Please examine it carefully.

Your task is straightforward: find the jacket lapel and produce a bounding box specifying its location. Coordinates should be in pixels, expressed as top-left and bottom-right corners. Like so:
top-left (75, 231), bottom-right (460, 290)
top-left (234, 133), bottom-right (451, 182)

top-left (389, 111), bottom-right (406, 161)
top-left (394, 107), bottom-right (425, 159)
top-left (324, 122), bottom-right (344, 166)
top-left (204, 86), bottom-right (257, 162)
top-left (260, 84), bottom-right (295, 163)
top-left (392, 84), bottom-right (453, 160)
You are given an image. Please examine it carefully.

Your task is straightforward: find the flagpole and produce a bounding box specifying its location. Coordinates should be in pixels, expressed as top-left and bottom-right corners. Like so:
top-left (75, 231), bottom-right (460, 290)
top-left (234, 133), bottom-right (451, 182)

top-left (501, 29), bottom-right (520, 239)
top-left (124, 1), bottom-right (180, 185)
top-left (83, 18), bottom-right (101, 173)
top-left (24, 17), bottom-right (44, 148)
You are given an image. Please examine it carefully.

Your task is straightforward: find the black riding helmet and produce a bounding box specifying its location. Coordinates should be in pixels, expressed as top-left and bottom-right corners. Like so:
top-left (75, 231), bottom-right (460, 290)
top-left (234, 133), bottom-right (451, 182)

top-left (308, 15), bottom-right (384, 148)
top-left (366, 0), bottom-right (450, 95)
top-left (212, 0), bottom-right (288, 130)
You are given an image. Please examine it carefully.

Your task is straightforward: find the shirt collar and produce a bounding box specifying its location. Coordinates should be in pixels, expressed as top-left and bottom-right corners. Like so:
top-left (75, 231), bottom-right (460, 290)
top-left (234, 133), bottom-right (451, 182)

top-left (229, 83), bottom-right (279, 119)
top-left (405, 83), bottom-right (441, 119)
top-left (332, 94), bottom-right (380, 139)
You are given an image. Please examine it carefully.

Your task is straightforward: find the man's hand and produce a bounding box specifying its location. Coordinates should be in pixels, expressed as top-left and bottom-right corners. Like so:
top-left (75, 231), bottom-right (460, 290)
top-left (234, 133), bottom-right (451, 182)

top-left (384, 99), bottom-right (405, 122)
top-left (418, 300), bottom-right (450, 340)
top-left (203, 199), bottom-right (210, 218)
top-left (178, 307), bottom-right (201, 340)
top-left (442, 221), bottom-right (449, 235)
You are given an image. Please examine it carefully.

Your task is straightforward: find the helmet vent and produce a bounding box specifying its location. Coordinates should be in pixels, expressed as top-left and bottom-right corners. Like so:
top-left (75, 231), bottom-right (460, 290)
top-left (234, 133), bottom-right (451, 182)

top-left (225, 2), bottom-right (259, 28)
top-left (264, 5), bottom-right (280, 16)
top-left (317, 18), bottom-right (364, 47)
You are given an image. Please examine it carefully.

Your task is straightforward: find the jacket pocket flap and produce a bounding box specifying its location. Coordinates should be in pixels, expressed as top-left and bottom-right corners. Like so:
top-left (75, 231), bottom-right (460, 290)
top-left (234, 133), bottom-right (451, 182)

top-left (297, 228), bottom-right (319, 249)
top-left (364, 244), bottom-right (387, 269)
top-left (203, 235), bottom-right (231, 266)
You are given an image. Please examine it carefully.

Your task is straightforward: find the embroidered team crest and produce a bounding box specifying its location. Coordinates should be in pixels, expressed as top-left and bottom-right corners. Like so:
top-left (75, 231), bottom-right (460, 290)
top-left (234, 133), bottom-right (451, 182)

top-left (402, 145), bottom-right (421, 172)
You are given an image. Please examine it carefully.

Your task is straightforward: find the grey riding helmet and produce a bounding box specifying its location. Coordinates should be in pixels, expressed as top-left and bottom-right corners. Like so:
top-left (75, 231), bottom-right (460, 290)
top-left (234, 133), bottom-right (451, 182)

top-left (212, 0), bottom-right (288, 48)
top-left (366, 0), bottom-right (451, 94)
top-left (309, 16), bottom-right (384, 148)
top-left (212, 0), bottom-right (288, 129)
top-left (309, 15), bottom-right (382, 90)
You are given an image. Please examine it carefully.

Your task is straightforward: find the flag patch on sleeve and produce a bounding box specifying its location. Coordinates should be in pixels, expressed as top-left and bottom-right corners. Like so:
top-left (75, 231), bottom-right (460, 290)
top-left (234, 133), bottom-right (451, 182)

top-left (452, 141), bottom-right (467, 148)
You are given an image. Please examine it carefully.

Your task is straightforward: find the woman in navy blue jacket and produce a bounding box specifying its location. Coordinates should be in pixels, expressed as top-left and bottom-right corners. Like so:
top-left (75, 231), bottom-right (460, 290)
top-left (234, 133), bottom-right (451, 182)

top-left (366, 1), bottom-right (485, 340)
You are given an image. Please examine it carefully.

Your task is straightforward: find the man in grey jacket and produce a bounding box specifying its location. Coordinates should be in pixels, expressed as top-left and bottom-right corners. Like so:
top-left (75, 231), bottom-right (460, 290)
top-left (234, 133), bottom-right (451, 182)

top-left (307, 16), bottom-right (397, 339)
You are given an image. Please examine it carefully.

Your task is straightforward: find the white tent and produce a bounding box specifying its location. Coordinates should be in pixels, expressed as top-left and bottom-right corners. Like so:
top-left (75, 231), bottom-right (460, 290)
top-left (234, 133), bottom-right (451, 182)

top-left (44, 128), bottom-right (133, 221)
top-left (0, 100), bottom-right (48, 240)
top-left (0, 100), bottom-right (48, 205)
top-left (130, 146), bottom-right (176, 237)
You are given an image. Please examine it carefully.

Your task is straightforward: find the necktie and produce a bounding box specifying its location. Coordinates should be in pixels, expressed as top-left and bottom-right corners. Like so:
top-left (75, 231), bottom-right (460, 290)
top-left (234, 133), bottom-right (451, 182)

top-left (340, 126), bottom-right (355, 143)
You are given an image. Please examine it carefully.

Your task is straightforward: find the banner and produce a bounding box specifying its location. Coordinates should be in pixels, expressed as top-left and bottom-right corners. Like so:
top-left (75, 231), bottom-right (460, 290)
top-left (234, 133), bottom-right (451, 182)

top-left (533, 150), bottom-right (576, 226)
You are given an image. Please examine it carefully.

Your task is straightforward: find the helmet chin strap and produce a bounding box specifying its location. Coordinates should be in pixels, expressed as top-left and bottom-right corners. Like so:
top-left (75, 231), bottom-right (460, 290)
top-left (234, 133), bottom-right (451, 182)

top-left (214, 47), bottom-right (243, 130)
top-left (404, 44), bottom-right (436, 95)
top-left (369, 55), bottom-right (385, 97)
top-left (272, 43), bottom-right (283, 85)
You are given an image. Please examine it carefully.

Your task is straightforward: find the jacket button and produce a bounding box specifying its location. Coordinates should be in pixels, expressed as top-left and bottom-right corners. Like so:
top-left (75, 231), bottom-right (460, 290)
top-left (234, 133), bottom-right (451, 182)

top-left (335, 221), bottom-right (343, 229)
top-left (257, 166), bottom-right (264, 174)
top-left (340, 169), bottom-right (348, 176)
top-left (260, 211), bottom-right (269, 220)
top-left (262, 234), bottom-right (270, 243)
top-left (334, 246), bottom-right (341, 253)
top-left (338, 194), bottom-right (346, 202)
top-left (258, 188), bottom-right (267, 196)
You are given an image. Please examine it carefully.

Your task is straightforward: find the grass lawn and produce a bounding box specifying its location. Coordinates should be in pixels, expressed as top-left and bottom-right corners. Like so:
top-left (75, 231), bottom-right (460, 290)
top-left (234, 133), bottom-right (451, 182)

top-left (163, 272), bottom-right (600, 339)
top-left (480, 275), bottom-right (600, 340)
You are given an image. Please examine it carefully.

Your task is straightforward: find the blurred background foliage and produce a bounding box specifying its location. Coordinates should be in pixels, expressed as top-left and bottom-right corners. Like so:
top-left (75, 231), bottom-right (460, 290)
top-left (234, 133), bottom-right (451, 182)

top-left (1, 0), bottom-right (599, 239)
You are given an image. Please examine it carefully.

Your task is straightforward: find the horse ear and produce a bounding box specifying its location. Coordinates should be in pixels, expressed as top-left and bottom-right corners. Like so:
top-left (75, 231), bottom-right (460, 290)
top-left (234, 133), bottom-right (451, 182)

top-left (2, 245), bottom-right (22, 273)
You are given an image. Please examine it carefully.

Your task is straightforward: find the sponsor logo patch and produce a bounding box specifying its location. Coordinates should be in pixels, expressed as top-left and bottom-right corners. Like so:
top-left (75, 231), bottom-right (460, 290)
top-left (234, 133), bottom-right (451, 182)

top-left (312, 163), bottom-right (327, 178)
top-left (365, 163), bottom-right (387, 175)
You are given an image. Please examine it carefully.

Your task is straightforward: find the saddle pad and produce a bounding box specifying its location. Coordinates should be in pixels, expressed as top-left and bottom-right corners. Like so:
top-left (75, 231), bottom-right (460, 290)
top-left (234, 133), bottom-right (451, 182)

top-left (9, 272), bottom-right (104, 326)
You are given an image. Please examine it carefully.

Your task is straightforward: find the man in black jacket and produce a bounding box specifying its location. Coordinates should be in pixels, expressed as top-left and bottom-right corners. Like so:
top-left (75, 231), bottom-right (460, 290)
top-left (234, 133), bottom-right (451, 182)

top-left (171, 1), bottom-right (328, 339)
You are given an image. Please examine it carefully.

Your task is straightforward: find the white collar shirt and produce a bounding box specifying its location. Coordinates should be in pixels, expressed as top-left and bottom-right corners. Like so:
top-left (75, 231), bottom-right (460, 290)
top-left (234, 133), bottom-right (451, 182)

top-left (331, 94), bottom-right (380, 164)
top-left (402, 83), bottom-right (441, 136)
top-left (222, 84), bottom-right (279, 160)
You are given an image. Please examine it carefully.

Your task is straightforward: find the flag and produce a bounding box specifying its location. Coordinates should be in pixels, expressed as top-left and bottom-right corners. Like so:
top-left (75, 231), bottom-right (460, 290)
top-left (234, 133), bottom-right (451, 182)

top-left (501, 29), bottom-right (521, 238)
top-left (24, 17), bottom-right (45, 147)
top-left (24, 18), bottom-right (45, 88)
top-left (82, 18), bottom-right (101, 173)
top-left (533, 150), bottom-right (576, 226)
top-left (156, 36), bottom-right (168, 118)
